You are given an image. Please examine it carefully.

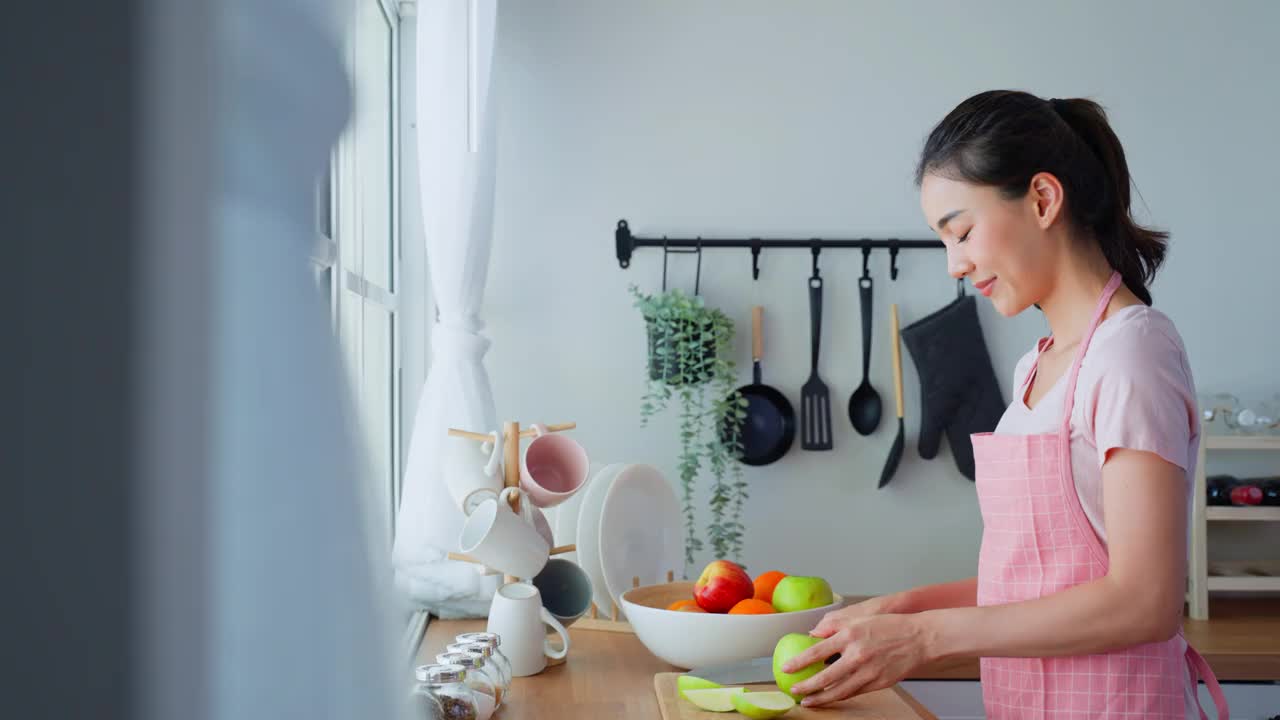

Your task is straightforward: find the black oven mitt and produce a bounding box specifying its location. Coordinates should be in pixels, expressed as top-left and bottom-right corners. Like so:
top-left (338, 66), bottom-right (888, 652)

top-left (900, 295), bottom-right (1005, 481)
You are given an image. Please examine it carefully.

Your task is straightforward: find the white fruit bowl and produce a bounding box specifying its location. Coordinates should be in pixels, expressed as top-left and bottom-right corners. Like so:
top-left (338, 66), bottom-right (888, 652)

top-left (619, 581), bottom-right (844, 670)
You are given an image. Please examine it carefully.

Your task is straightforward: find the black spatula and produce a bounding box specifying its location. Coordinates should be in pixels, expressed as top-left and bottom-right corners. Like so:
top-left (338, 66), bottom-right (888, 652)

top-left (801, 268), bottom-right (832, 450)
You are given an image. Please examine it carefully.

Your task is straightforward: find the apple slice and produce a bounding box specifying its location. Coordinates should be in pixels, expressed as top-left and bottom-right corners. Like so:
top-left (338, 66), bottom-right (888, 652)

top-left (731, 691), bottom-right (796, 719)
top-left (676, 675), bottom-right (722, 700)
top-left (683, 687), bottom-right (745, 712)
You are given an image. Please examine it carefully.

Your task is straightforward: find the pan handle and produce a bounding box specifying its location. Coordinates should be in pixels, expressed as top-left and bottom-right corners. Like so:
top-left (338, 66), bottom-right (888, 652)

top-left (752, 306), bottom-right (763, 362)
top-left (891, 304), bottom-right (904, 419)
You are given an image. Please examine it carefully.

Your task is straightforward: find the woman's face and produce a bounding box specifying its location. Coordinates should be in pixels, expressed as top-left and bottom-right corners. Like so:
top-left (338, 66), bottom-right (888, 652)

top-left (919, 173), bottom-right (1057, 317)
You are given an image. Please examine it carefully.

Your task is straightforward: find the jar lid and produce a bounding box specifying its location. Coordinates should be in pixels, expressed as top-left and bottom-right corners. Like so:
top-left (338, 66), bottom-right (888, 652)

top-left (416, 663), bottom-right (467, 683)
top-left (448, 641), bottom-right (492, 659)
top-left (437, 651), bottom-right (485, 670)
top-left (456, 631), bottom-right (500, 648)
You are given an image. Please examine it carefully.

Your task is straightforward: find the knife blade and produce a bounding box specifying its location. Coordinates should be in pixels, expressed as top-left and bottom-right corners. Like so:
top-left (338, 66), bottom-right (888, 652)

top-left (685, 656), bottom-right (774, 685)
top-left (687, 651), bottom-right (843, 686)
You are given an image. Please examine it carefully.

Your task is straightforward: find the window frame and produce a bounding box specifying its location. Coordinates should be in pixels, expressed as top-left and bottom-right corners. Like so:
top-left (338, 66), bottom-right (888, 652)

top-left (318, 0), bottom-right (404, 544)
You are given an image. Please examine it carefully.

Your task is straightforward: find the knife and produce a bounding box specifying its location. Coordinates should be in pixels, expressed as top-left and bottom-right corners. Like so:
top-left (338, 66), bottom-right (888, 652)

top-left (685, 656), bottom-right (774, 685)
top-left (687, 653), bottom-right (841, 685)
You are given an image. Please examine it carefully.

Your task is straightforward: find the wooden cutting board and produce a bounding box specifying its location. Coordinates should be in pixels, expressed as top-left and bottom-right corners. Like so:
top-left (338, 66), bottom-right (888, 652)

top-left (654, 673), bottom-right (936, 720)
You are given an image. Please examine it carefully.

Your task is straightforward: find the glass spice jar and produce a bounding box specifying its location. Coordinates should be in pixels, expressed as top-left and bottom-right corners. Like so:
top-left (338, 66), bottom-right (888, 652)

top-left (409, 683), bottom-right (441, 720)
top-left (454, 632), bottom-right (512, 690)
top-left (447, 641), bottom-right (509, 706)
top-left (413, 664), bottom-right (479, 720)
top-left (436, 652), bottom-right (497, 720)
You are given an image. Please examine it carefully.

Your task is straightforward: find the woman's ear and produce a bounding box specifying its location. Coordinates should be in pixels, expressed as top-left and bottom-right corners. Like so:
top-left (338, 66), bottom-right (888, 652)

top-left (1028, 171), bottom-right (1065, 230)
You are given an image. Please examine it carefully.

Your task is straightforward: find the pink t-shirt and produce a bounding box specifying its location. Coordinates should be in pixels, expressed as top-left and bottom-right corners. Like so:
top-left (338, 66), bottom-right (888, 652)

top-left (994, 305), bottom-right (1201, 718)
top-left (994, 304), bottom-right (1199, 545)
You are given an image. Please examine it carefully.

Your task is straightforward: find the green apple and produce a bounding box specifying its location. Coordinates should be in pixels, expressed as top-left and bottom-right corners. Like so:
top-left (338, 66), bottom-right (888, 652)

top-left (676, 674), bottom-right (722, 700)
top-left (683, 687), bottom-right (745, 712)
top-left (772, 633), bottom-right (824, 701)
top-left (731, 691), bottom-right (796, 719)
top-left (770, 575), bottom-right (833, 612)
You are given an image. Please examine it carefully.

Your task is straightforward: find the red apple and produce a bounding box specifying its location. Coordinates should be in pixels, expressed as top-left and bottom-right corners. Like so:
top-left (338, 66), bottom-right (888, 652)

top-left (694, 560), bottom-right (754, 613)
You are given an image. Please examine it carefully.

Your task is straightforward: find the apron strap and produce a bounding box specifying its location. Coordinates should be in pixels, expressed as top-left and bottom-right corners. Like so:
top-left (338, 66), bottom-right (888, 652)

top-left (1185, 644), bottom-right (1230, 720)
top-left (1058, 272), bottom-right (1124, 434)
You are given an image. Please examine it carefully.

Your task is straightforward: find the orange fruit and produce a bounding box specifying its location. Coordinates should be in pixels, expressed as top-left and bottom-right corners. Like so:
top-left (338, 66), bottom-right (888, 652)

top-left (753, 570), bottom-right (787, 604)
top-left (676, 604), bottom-right (707, 613)
top-left (728, 598), bottom-right (777, 615)
top-left (667, 599), bottom-right (699, 612)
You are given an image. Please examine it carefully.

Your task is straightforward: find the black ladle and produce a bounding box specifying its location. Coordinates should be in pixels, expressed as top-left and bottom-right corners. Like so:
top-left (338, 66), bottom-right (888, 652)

top-left (848, 252), bottom-right (882, 435)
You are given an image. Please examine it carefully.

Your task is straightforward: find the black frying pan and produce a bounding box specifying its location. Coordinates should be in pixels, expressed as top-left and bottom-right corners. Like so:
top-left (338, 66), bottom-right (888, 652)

top-left (726, 306), bottom-right (796, 466)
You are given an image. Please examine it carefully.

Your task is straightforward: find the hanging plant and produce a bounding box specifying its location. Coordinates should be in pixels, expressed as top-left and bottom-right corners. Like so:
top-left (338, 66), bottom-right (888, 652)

top-left (630, 285), bottom-right (748, 570)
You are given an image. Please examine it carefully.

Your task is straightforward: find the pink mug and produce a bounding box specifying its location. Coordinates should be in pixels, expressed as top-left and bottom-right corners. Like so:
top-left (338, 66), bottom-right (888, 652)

top-left (519, 424), bottom-right (588, 508)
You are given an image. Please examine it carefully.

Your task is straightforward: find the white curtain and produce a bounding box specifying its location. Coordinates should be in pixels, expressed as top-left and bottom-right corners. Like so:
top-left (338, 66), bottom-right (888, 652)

top-left (392, 0), bottom-right (502, 617)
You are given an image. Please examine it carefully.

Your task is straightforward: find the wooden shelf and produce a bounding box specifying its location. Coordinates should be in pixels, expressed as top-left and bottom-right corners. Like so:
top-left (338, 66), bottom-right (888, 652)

top-left (1207, 506), bottom-right (1280, 521)
top-left (1207, 575), bottom-right (1280, 592)
top-left (1191, 429), bottom-right (1280, 619)
top-left (1204, 434), bottom-right (1280, 450)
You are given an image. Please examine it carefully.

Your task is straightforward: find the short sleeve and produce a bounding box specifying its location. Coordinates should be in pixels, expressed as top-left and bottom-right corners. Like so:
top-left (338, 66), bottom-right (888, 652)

top-left (1081, 326), bottom-right (1197, 471)
top-left (1009, 346), bottom-right (1038, 405)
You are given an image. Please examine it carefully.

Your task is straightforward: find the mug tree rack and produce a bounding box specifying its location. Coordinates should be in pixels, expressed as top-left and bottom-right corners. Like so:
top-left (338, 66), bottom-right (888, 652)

top-left (444, 420), bottom-right (580, 584)
top-left (613, 218), bottom-right (944, 280)
top-left (443, 420), bottom-right (648, 638)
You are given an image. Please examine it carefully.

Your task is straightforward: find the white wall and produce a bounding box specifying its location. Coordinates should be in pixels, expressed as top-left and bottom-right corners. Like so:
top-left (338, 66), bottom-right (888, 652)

top-left (432, 0), bottom-right (1280, 596)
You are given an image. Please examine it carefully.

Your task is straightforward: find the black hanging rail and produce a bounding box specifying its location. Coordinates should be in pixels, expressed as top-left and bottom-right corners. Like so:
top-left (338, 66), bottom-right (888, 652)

top-left (614, 219), bottom-right (943, 280)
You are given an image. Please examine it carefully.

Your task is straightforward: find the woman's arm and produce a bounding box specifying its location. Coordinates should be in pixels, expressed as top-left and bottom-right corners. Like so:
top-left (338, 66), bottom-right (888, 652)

top-left (787, 447), bottom-right (1187, 706)
top-left (887, 577), bottom-right (977, 614)
top-left (808, 577), bottom-right (976, 637)
top-left (924, 447), bottom-right (1187, 659)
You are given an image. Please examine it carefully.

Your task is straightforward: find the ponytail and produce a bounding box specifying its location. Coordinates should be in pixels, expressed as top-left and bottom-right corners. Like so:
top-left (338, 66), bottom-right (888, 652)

top-left (916, 91), bottom-right (1168, 305)
top-left (1048, 98), bottom-right (1166, 305)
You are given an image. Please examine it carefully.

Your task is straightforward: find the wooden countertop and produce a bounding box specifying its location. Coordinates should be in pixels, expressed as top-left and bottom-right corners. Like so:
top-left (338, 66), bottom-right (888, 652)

top-left (418, 619), bottom-right (936, 719)
top-left (903, 596), bottom-right (1280, 681)
top-left (416, 596), bottom-right (1280, 718)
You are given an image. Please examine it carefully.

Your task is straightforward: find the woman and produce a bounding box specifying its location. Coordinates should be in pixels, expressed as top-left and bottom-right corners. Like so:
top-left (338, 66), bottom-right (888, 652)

top-left (781, 90), bottom-right (1229, 719)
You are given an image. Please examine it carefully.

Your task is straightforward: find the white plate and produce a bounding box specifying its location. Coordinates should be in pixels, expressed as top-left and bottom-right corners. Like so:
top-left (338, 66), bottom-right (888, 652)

top-left (551, 461), bottom-right (598, 564)
top-left (575, 463), bottom-right (626, 616)
top-left (599, 464), bottom-right (683, 618)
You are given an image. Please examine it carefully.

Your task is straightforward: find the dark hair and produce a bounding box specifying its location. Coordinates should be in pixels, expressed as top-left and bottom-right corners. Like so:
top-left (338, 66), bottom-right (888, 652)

top-left (915, 90), bottom-right (1167, 305)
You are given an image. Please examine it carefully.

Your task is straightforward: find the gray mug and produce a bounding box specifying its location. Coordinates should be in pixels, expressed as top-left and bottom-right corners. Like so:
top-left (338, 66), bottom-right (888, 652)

top-left (531, 558), bottom-right (593, 627)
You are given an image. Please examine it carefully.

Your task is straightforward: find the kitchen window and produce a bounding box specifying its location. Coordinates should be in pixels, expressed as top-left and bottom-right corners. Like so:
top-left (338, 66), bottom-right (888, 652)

top-left (315, 0), bottom-right (403, 544)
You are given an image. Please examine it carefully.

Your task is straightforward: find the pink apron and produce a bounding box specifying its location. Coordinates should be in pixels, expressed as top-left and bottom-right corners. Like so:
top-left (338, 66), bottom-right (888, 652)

top-left (971, 271), bottom-right (1229, 719)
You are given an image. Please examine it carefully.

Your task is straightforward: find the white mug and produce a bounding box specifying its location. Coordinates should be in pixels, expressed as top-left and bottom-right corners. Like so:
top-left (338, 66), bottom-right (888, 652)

top-left (486, 582), bottom-right (570, 677)
top-left (459, 491), bottom-right (550, 580)
top-left (463, 487), bottom-right (554, 549)
top-left (443, 430), bottom-right (505, 512)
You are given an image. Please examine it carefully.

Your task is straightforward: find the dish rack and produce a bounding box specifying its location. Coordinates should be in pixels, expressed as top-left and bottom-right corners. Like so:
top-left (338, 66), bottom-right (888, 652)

top-left (441, 421), bottom-right (668, 647)
top-left (1187, 432), bottom-right (1280, 619)
top-left (570, 571), bottom-right (678, 635)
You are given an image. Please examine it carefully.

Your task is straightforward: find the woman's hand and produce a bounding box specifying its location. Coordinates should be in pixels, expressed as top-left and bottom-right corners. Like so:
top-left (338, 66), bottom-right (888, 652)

top-left (810, 594), bottom-right (895, 634)
top-left (781, 613), bottom-right (935, 707)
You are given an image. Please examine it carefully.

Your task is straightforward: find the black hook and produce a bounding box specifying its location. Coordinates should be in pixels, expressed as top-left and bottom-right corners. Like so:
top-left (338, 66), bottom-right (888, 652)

top-left (861, 246), bottom-right (871, 279)
top-left (661, 236), bottom-right (703, 293)
top-left (661, 235), bottom-right (670, 291)
top-left (957, 277), bottom-right (965, 299)
top-left (694, 238), bottom-right (703, 295)
top-left (810, 241), bottom-right (821, 278)
top-left (750, 239), bottom-right (762, 280)
top-left (889, 239), bottom-right (900, 280)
